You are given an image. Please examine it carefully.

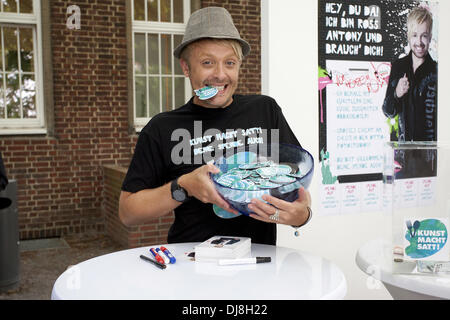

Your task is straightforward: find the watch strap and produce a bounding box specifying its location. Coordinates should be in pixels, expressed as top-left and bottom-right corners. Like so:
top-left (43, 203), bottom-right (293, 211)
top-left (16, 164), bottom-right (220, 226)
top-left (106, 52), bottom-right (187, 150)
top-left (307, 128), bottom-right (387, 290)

top-left (170, 178), bottom-right (179, 194)
top-left (171, 178), bottom-right (190, 203)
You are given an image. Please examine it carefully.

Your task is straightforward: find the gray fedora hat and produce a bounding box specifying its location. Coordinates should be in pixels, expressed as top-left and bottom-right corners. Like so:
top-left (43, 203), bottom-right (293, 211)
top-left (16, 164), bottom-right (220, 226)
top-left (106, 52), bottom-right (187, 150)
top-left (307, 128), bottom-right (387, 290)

top-left (173, 6), bottom-right (251, 59)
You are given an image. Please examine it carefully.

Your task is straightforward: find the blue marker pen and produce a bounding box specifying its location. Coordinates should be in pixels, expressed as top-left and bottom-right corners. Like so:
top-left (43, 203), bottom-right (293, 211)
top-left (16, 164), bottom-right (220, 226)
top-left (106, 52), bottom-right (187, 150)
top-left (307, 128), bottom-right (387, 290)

top-left (160, 246), bottom-right (176, 264)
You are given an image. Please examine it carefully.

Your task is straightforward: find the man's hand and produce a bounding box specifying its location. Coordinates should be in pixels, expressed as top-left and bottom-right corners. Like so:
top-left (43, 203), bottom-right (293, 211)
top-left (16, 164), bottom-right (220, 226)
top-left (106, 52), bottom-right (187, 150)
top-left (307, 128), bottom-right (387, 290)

top-left (395, 73), bottom-right (409, 98)
top-left (247, 187), bottom-right (311, 226)
top-left (178, 163), bottom-right (239, 215)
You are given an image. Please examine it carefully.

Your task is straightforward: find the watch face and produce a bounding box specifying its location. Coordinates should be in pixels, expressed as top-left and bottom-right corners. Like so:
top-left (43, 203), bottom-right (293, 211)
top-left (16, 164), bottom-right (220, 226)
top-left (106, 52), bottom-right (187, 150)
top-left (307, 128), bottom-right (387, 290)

top-left (173, 189), bottom-right (186, 202)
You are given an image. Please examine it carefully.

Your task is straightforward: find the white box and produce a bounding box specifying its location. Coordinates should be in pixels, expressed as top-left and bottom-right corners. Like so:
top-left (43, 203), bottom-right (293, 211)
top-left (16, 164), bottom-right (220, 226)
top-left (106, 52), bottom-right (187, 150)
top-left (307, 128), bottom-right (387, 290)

top-left (194, 236), bottom-right (251, 263)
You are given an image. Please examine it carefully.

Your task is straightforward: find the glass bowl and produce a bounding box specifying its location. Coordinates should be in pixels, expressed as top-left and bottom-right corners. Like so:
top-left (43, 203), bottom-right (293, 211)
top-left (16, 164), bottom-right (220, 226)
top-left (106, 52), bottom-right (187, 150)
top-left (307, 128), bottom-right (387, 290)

top-left (211, 143), bottom-right (314, 218)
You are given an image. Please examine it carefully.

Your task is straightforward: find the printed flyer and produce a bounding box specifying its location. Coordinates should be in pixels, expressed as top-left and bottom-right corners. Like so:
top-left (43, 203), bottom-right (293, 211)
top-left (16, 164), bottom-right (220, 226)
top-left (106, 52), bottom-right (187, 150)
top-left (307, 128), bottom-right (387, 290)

top-left (317, 0), bottom-right (439, 215)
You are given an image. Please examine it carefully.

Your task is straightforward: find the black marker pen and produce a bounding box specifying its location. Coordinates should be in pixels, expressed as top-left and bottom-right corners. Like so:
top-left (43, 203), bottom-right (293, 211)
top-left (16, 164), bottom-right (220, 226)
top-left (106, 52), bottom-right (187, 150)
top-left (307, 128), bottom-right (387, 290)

top-left (140, 254), bottom-right (166, 269)
top-left (218, 257), bottom-right (271, 266)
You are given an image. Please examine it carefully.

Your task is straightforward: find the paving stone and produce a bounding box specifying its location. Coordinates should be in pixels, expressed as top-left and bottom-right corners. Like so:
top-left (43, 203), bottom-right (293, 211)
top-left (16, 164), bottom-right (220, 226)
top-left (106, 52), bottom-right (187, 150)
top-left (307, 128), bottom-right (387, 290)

top-left (0, 232), bottom-right (125, 300)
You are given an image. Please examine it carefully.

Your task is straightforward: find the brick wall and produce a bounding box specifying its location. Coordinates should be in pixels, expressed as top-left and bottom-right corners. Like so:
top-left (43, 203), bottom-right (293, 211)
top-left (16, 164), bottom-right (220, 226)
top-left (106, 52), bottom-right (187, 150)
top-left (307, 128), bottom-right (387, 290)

top-left (0, 0), bottom-right (261, 243)
top-left (103, 165), bottom-right (174, 248)
top-left (0, 0), bottom-right (134, 239)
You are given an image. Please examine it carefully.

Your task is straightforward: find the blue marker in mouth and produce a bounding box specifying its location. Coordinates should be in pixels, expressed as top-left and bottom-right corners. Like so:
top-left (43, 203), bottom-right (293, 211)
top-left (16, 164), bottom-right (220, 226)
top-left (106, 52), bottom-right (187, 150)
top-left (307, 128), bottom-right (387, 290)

top-left (194, 86), bottom-right (219, 100)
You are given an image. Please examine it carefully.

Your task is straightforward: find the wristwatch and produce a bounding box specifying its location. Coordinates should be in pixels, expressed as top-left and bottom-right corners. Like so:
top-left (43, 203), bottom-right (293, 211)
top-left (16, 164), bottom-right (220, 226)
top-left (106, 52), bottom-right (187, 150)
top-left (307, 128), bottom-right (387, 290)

top-left (171, 178), bottom-right (190, 203)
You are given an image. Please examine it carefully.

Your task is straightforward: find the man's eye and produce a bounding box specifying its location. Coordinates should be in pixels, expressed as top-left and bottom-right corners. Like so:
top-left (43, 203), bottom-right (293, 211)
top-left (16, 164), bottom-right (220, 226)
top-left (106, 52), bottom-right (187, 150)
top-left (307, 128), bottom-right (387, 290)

top-left (202, 61), bottom-right (212, 65)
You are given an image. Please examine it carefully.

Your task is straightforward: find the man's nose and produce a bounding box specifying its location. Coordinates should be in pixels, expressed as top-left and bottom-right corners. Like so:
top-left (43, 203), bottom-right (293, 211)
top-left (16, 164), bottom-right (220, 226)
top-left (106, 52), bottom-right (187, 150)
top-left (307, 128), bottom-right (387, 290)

top-left (418, 36), bottom-right (426, 46)
top-left (213, 63), bottom-right (226, 79)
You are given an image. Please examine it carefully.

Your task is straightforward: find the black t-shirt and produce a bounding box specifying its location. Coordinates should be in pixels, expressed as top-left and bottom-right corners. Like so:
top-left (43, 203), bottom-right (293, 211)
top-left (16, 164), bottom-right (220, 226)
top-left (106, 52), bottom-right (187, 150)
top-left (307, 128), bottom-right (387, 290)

top-left (122, 94), bottom-right (301, 244)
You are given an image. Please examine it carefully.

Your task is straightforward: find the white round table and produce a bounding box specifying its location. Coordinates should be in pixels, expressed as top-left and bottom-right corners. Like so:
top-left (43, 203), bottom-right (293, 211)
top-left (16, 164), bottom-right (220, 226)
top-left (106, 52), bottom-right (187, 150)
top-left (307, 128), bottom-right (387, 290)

top-left (356, 238), bottom-right (450, 300)
top-left (52, 243), bottom-right (347, 300)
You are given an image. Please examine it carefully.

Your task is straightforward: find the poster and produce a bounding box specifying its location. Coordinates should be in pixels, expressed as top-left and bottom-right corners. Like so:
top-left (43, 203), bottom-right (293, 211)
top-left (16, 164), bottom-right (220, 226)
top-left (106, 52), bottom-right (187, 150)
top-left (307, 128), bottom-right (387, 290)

top-left (318, 0), bottom-right (439, 215)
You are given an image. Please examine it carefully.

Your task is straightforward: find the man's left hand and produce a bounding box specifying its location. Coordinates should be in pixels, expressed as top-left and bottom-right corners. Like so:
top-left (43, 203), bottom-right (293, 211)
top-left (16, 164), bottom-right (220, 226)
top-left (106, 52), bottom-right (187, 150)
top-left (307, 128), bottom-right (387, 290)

top-left (248, 187), bottom-right (311, 226)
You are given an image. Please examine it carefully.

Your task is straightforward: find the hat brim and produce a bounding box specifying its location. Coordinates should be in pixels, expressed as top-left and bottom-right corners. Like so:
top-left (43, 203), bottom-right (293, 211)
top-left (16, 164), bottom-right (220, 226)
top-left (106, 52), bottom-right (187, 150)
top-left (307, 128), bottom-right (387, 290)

top-left (173, 36), bottom-right (251, 59)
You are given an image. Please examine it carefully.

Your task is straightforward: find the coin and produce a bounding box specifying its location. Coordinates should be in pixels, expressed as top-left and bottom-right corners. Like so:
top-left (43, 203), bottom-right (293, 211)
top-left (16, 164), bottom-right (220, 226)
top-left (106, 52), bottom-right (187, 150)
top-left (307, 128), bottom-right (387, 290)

top-left (238, 160), bottom-right (271, 170)
top-left (216, 174), bottom-right (241, 187)
top-left (238, 163), bottom-right (260, 170)
top-left (194, 86), bottom-right (218, 100)
top-left (213, 204), bottom-right (241, 219)
top-left (258, 181), bottom-right (282, 189)
top-left (231, 179), bottom-right (257, 190)
top-left (229, 169), bottom-right (252, 179)
top-left (276, 165), bottom-right (293, 175)
top-left (269, 175), bottom-right (296, 184)
top-left (287, 171), bottom-right (304, 178)
top-left (247, 177), bottom-right (266, 185)
top-left (256, 166), bottom-right (278, 178)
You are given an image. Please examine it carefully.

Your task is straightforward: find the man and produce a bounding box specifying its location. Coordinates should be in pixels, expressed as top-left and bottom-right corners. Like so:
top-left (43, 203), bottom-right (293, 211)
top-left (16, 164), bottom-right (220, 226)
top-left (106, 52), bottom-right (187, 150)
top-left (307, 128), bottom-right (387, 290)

top-left (119, 7), bottom-right (311, 245)
top-left (382, 6), bottom-right (437, 142)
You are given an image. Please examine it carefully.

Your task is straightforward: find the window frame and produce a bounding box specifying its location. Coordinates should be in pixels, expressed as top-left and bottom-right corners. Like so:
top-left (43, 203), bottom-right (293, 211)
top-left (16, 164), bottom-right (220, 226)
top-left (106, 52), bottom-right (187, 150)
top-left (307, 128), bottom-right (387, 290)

top-left (0, 0), bottom-right (45, 135)
top-left (131, 0), bottom-right (192, 132)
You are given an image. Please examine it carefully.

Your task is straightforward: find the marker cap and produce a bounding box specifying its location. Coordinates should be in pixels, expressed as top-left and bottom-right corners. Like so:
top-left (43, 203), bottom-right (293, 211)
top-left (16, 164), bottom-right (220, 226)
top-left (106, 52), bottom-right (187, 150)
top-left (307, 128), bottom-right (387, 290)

top-left (256, 257), bottom-right (271, 263)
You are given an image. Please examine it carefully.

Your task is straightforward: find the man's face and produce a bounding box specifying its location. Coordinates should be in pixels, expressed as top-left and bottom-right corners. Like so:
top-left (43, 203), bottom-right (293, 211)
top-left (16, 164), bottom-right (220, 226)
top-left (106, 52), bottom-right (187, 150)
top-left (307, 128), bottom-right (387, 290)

top-left (180, 40), bottom-right (241, 109)
top-left (408, 22), bottom-right (431, 60)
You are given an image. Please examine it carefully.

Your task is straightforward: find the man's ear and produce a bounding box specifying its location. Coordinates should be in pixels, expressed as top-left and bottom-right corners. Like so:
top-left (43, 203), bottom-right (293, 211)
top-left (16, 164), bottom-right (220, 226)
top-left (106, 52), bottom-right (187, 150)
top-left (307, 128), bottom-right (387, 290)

top-left (179, 58), bottom-right (190, 77)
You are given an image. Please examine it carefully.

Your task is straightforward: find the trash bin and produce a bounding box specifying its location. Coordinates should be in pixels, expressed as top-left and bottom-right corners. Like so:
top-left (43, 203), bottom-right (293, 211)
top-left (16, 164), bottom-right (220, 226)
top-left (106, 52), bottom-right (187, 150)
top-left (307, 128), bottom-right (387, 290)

top-left (0, 179), bottom-right (20, 292)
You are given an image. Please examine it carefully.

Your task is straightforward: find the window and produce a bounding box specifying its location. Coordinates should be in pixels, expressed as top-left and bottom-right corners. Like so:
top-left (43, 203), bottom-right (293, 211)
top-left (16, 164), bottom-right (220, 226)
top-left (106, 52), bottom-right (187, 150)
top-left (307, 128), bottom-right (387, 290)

top-left (0, 0), bottom-right (44, 135)
top-left (132, 0), bottom-right (196, 130)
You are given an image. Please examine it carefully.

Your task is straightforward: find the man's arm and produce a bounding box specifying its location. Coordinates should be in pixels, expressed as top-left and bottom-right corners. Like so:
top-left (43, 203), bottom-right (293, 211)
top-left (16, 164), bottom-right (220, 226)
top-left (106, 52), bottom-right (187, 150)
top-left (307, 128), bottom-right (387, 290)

top-left (382, 63), bottom-right (403, 118)
top-left (119, 164), bottom-right (238, 226)
top-left (119, 182), bottom-right (180, 226)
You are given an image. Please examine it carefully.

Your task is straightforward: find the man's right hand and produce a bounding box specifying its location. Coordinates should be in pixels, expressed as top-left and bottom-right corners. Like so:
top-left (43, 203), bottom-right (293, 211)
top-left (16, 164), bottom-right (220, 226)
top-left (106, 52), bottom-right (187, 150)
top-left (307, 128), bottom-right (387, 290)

top-left (395, 73), bottom-right (409, 98)
top-left (178, 164), bottom-right (239, 215)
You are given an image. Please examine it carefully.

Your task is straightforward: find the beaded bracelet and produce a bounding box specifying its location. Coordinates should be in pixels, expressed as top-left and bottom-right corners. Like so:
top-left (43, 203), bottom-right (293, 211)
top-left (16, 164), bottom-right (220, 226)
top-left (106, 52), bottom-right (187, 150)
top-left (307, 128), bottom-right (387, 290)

top-left (291, 206), bottom-right (312, 237)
